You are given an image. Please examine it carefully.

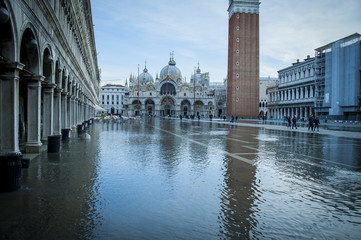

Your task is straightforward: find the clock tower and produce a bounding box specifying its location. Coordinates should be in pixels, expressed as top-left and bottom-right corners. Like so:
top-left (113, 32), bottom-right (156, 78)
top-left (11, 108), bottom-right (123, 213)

top-left (227, 0), bottom-right (260, 117)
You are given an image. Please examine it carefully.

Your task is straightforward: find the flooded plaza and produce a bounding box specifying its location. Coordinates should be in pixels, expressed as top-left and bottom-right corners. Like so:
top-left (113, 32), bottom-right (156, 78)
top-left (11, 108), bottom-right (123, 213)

top-left (1, 118), bottom-right (361, 239)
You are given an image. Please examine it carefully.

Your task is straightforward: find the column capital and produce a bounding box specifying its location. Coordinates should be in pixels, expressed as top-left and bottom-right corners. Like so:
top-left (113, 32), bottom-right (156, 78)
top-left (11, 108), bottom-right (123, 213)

top-left (22, 74), bottom-right (45, 82)
top-left (42, 81), bottom-right (56, 89)
top-left (54, 87), bottom-right (63, 94)
top-left (0, 61), bottom-right (25, 79)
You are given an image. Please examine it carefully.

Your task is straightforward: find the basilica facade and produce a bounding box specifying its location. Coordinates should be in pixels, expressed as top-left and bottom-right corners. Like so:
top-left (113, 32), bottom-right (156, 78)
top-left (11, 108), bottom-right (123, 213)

top-left (123, 56), bottom-right (215, 118)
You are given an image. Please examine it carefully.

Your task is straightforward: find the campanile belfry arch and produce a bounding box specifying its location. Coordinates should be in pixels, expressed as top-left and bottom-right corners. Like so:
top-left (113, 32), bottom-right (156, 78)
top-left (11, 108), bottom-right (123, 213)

top-left (227, 0), bottom-right (260, 117)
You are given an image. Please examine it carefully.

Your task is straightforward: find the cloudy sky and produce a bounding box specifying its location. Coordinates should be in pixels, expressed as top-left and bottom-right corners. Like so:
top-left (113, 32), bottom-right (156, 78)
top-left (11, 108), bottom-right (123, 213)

top-left (92, 0), bottom-right (361, 85)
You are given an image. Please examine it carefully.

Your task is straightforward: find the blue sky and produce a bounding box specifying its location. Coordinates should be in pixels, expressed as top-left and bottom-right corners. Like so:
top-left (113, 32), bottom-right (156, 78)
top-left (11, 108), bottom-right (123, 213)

top-left (92, 0), bottom-right (361, 85)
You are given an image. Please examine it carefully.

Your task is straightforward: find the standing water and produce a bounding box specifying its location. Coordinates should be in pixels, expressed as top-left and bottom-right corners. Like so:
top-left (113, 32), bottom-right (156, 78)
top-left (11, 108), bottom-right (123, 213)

top-left (0, 118), bottom-right (360, 239)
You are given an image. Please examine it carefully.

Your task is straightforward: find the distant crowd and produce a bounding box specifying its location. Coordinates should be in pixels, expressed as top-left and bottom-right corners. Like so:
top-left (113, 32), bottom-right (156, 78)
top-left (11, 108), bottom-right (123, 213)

top-left (284, 115), bottom-right (320, 131)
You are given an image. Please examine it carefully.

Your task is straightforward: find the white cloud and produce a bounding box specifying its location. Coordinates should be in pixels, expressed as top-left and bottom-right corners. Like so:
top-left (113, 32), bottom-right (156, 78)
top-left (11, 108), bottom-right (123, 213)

top-left (92, 0), bottom-right (361, 83)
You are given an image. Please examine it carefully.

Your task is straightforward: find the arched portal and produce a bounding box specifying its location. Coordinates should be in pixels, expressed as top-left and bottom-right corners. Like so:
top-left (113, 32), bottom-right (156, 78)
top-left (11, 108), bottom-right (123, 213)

top-left (145, 99), bottom-right (155, 116)
top-left (160, 97), bottom-right (175, 116)
top-left (194, 100), bottom-right (204, 117)
top-left (160, 82), bottom-right (176, 96)
top-left (180, 100), bottom-right (191, 117)
top-left (0, 1), bottom-right (22, 152)
top-left (41, 47), bottom-right (55, 141)
top-left (19, 27), bottom-right (43, 152)
top-left (132, 100), bottom-right (141, 116)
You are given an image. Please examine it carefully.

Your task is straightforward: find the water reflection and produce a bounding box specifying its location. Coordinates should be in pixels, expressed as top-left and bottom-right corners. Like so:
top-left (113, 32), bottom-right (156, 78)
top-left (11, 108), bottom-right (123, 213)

top-left (1, 119), bottom-right (361, 239)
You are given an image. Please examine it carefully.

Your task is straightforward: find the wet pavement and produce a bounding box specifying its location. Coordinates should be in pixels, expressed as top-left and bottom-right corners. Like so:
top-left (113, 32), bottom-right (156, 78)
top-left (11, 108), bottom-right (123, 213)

top-left (1, 118), bottom-right (361, 239)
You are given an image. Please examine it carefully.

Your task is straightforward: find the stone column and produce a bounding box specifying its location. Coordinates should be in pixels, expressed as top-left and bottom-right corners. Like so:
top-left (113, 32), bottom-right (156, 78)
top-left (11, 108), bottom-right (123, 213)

top-left (25, 75), bottom-right (44, 153)
top-left (71, 97), bottom-right (76, 128)
top-left (53, 88), bottom-right (62, 135)
top-left (61, 92), bottom-right (67, 128)
top-left (0, 62), bottom-right (24, 153)
top-left (41, 82), bottom-right (56, 142)
top-left (67, 94), bottom-right (71, 128)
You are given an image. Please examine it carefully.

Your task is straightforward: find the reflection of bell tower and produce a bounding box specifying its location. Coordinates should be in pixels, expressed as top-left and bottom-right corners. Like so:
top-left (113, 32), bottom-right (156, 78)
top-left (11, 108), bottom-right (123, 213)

top-left (227, 0), bottom-right (260, 117)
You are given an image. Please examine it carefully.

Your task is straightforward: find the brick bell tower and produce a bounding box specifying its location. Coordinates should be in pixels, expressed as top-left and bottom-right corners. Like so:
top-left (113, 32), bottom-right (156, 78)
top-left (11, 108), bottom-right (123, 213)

top-left (227, 0), bottom-right (260, 118)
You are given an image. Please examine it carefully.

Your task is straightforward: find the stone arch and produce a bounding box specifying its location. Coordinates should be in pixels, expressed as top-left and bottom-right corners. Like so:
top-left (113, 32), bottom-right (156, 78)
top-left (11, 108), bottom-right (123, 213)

top-left (54, 59), bottom-right (62, 87)
top-left (0, 0), bottom-right (16, 61)
top-left (180, 100), bottom-right (191, 116)
top-left (61, 67), bottom-right (68, 91)
top-left (19, 25), bottom-right (40, 74)
top-left (160, 82), bottom-right (176, 95)
top-left (194, 100), bottom-right (204, 116)
top-left (145, 99), bottom-right (155, 116)
top-left (160, 96), bottom-right (175, 116)
top-left (42, 47), bottom-right (53, 82)
top-left (132, 100), bottom-right (141, 116)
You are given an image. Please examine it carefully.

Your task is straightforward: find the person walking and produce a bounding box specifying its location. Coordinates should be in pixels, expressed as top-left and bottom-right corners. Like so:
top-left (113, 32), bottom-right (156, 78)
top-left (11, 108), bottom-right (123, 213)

top-left (292, 115), bottom-right (297, 129)
top-left (308, 115), bottom-right (314, 131)
top-left (314, 116), bottom-right (320, 131)
top-left (287, 116), bottom-right (291, 128)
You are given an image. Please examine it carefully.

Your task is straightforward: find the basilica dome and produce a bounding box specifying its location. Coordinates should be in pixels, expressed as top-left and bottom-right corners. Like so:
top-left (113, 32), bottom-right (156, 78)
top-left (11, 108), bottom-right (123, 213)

top-left (139, 66), bottom-right (154, 84)
top-left (160, 57), bottom-right (182, 83)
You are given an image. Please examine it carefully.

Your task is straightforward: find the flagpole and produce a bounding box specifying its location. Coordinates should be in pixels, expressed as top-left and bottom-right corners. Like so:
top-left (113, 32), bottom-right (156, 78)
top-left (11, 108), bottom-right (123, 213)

top-left (193, 66), bottom-right (196, 115)
top-left (166, 64), bottom-right (169, 105)
top-left (137, 64), bottom-right (139, 103)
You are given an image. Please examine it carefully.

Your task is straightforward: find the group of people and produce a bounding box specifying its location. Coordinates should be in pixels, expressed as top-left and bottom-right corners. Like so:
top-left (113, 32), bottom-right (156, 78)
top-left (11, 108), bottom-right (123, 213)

top-left (307, 115), bottom-right (320, 131)
top-left (285, 115), bottom-right (320, 131)
top-left (286, 116), bottom-right (298, 129)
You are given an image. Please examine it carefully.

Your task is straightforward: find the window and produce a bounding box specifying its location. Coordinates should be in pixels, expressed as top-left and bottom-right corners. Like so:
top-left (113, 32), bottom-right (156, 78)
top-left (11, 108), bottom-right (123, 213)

top-left (236, 98), bottom-right (239, 102)
top-left (236, 49), bottom-right (239, 54)
top-left (237, 14), bottom-right (240, 19)
top-left (150, 92), bottom-right (152, 96)
top-left (184, 93), bottom-right (186, 96)
top-left (236, 26), bottom-right (239, 30)
top-left (236, 86), bottom-right (239, 90)
top-left (236, 61), bottom-right (239, 66)
top-left (236, 38), bottom-right (239, 42)
top-left (236, 73), bottom-right (239, 78)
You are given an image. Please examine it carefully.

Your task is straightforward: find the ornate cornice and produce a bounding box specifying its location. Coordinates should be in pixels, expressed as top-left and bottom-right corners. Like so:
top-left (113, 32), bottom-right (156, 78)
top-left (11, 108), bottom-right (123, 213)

top-left (228, 0), bottom-right (260, 19)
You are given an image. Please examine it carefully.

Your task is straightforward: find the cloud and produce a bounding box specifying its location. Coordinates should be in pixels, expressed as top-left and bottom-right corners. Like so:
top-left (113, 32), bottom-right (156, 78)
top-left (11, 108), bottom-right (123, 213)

top-left (92, 0), bottom-right (361, 83)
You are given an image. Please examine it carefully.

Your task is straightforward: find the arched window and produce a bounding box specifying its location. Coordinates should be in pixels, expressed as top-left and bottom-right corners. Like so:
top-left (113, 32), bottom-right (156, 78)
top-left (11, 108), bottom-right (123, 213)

top-left (160, 83), bottom-right (176, 95)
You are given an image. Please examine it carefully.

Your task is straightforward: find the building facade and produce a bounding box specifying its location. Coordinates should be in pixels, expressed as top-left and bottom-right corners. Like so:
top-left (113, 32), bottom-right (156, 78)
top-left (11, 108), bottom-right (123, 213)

top-left (100, 84), bottom-right (126, 114)
top-left (268, 56), bottom-right (316, 120)
top-left (0, 0), bottom-right (100, 153)
top-left (259, 77), bottom-right (278, 118)
top-left (268, 33), bottom-right (361, 121)
top-left (123, 56), bottom-right (215, 118)
top-left (227, 0), bottom-right (260, 117)
top-left (314, 33), bottom-right (361, 120)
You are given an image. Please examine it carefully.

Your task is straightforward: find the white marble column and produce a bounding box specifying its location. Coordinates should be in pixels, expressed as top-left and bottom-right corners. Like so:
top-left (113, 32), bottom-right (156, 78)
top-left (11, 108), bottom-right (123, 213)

top-left (53, 88), bottom-right (62, 135)
top-left (71, 97), bottom-right (76, 128)
top-left (0, 62), bottom-right (24, 153)
top-left (41, 83), bottom-right (55, 142)
top-left (61, 92), bottom-right (67, 129)
top-left (25, 75), bottom-right (44, 153)
top-left (67, 95), bottom-right (72, 128)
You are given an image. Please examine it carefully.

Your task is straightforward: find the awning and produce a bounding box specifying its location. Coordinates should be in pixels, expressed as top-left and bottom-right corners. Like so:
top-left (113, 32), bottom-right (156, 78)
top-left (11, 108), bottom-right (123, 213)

top-left (94, 105), bottom-right (106, 112)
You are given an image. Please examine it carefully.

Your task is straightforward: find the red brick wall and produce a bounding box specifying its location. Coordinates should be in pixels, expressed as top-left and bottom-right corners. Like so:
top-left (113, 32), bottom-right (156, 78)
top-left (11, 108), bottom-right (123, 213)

top-left (227, 12), bottom-right (259, 117)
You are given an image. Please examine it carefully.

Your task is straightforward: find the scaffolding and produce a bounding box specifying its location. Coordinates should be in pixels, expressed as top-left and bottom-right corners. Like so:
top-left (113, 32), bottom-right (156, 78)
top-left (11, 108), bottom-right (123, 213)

top-left (314, 50), bottom-right (325, 115)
